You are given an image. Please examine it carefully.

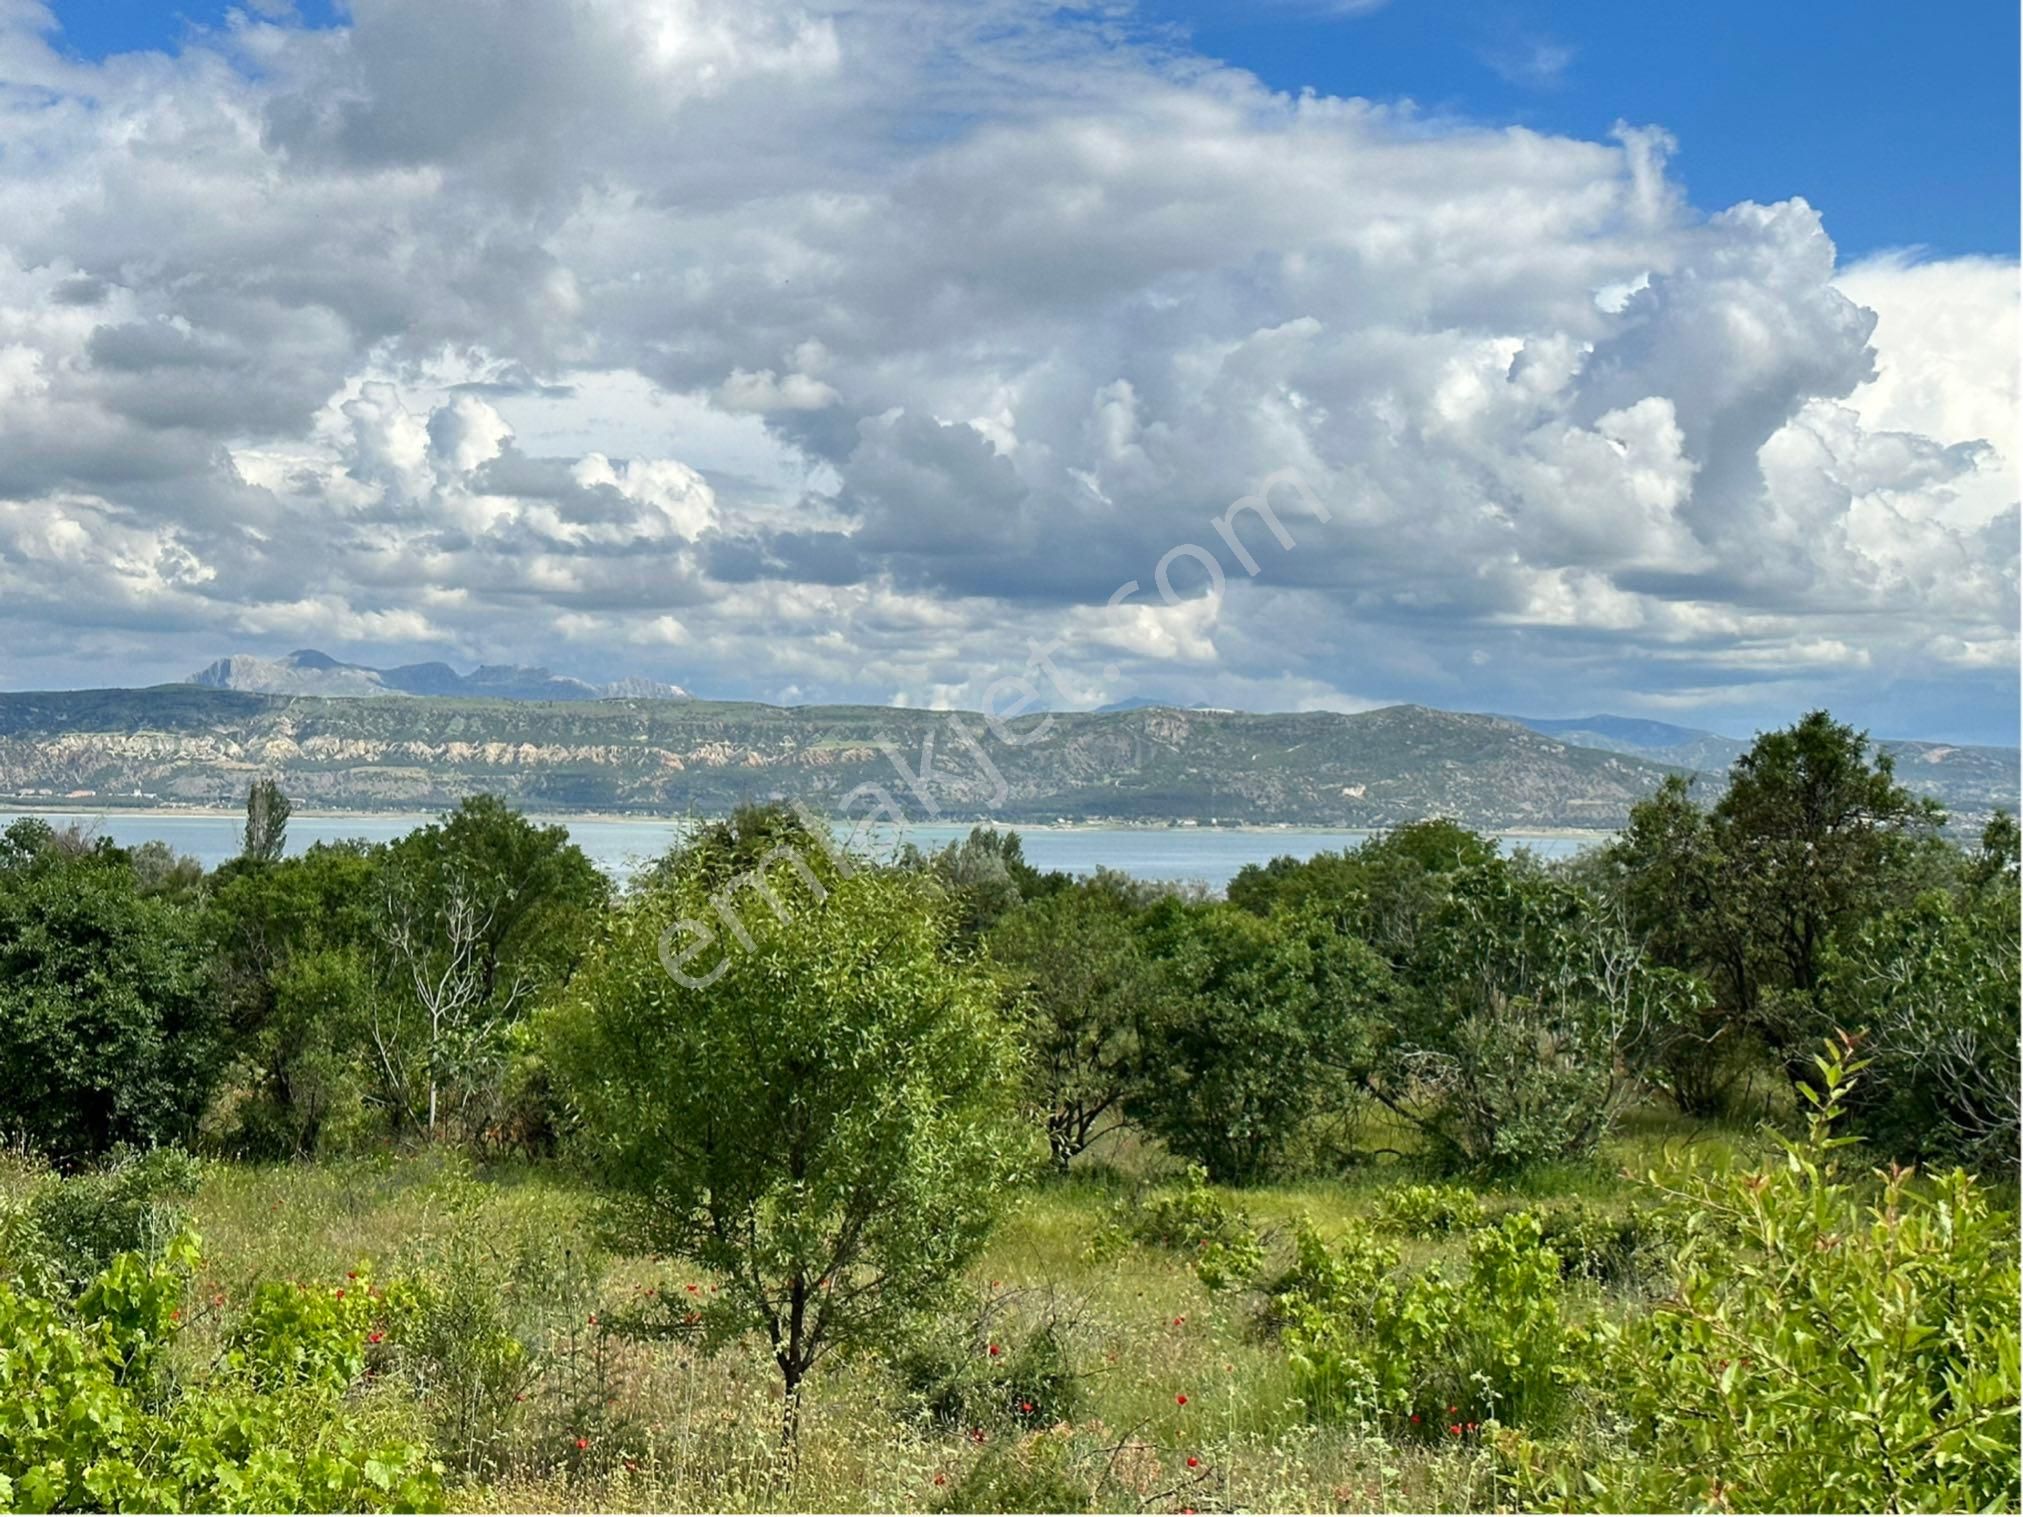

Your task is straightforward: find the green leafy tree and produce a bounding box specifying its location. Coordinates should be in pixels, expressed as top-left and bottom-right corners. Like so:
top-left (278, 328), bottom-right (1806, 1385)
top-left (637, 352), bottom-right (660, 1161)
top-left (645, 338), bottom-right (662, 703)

top-left (1376, 860), bottom-right (1700, 1173)
top-left (1821, 876), bottom-right (2021, 1173)
top-left (546, 822), bottom-right (1030, 1447)
top-left (373, 797), bottom-right (607, 1141)
top-left (1131, 901), bottom-right (1392, 1183)
top-left (242, 777), bottom-right (293, 865)
top-left (1711, 711), bottom-right (1940, 1067)
top-left (988, 877), bottom-right (1157, 1169)
top-left (0, 827), bottom-right (220, 1163)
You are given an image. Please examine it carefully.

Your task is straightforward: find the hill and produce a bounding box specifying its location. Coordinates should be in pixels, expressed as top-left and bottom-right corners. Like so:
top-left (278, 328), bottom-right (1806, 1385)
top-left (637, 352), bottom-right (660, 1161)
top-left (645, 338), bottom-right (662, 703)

top-left (1505, 713), bottom-right (2017, 825)
top-left (0, 689), bottom-right (1683, 829)
top-left (188, 649), bottom-right (691, 703)
top-left (3, 689), bottom-right (2009, 831)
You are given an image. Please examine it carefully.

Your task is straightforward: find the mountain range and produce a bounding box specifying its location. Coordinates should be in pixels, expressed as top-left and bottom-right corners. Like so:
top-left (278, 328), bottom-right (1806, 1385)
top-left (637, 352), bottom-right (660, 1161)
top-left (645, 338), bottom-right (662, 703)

top-left (189, 650), bottom-right (691, 704)
top-left (0, 685), bottom-right (2012, 832)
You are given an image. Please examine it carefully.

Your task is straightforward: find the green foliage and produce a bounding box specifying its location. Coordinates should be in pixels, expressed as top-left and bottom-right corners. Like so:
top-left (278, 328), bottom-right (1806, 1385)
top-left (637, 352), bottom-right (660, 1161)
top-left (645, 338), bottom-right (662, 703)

top-left (987, 878), bottom-right (1154, 1169)
top-left (1131, 901), bottom-right (1392, 1183)
top-left (1377, 860), bottom-right (1692, 1174)
top-left (4, 1146), bottom-right (203, 1295)
top-left (243, 777), bottom-right (293, 866)
top-left (1093, 1166), bottom-right (1265, 1291)
top-left (0, 1238), bottom-right (441, 1512)
top-left (1501, 1044), bottom-right (2022, 1512)
top-left (1277, 1210), bottom-right (1588, 1434)
top-left (1822, 880), bottom-right (2021, 1173)
top-left (547, 816), bottom-right (1031, 1439)
top-left (0, 829), bottom-right (221, 1163)
top-left (1371, 1183), bottom-right (1484, 1238)
top-left (894, 1296), bottom-right (1084, 1435)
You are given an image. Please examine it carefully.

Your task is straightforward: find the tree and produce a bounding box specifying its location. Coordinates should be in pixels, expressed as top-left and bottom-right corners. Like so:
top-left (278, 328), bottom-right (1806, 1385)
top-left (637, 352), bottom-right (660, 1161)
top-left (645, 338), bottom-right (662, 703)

top-left (1711, 712), bottom-right (1940, 1067)
top-left (1377, 860), bottom-right (1699, 1173)
top-left (0, 825), bottom-right (220, 1163)
top-left (1130, 900), bottom-right (1392, 1183)
top-left (208, 841), bottom-right (384, 1157)
top-left (545, 823), bottom-right (1029, 1449)
top-left (371, 797), bottom-right (607, 1141)
top-left (242, 778), bottom-right (292, 866)
top-left (988, 878), bottom-right (1156, 1169)
top-left (1595, 776), bottom-right (1759, 1115)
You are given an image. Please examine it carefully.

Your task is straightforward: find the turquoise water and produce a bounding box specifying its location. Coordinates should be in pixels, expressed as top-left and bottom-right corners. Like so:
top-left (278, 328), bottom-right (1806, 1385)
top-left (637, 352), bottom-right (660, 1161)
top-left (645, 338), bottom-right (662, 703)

top-left (0, 812), bottom-right (1595, 890)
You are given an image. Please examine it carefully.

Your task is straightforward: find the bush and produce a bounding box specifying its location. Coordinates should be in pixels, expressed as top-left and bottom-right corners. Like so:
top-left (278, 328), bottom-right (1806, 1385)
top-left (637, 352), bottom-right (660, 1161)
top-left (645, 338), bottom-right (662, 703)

top-left (1277, 1210), bottom-right (1588, 1434)
top-left (1092, 1165), bottom-right (1265, 1291)
top-left (1376, 861), bottom-right (1701, 1175)
top-left (0, 833), bottom-right (221, 1162)
top-left (1372, 1183), bottom-right (1484, 1238)
top-left (1131, 902), bottom-right (1391, 1183)
top-left (1500, 1043), bottom-right (2023, 1512)
top-left (0, 1235), bottom-right (441, 1512)
top-left (1527, 1199), bottom-right (1672, 1287)
top-left (894, 1294), bottom-right (1085, 1435)
top-left (0, 1146), bottom-right (203, 1296)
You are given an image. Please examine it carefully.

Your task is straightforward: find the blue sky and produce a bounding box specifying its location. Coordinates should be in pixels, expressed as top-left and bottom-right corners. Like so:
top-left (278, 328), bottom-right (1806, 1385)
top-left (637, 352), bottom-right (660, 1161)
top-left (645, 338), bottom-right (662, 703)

top-left (50, 0), bottom-right (2020, 259)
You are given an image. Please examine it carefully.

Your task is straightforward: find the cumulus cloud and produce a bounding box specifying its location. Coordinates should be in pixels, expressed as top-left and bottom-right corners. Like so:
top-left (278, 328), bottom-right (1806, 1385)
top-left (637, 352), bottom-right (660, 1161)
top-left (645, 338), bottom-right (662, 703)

top-left (0, 0), bottom-right (2012, 740)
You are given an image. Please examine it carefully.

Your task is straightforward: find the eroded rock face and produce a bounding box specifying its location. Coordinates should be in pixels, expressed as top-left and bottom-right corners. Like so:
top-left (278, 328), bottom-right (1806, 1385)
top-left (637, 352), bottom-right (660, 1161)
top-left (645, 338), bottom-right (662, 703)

top-left (8, 690), bottom-right (2007, 829)
top-left (0, 689), bottom-right (1770, 828)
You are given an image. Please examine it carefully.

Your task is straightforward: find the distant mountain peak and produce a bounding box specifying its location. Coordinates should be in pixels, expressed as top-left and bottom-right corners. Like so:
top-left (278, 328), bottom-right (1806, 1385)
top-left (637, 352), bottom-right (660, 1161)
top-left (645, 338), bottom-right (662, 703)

top-left (186, 650), bottom-right (691, 704)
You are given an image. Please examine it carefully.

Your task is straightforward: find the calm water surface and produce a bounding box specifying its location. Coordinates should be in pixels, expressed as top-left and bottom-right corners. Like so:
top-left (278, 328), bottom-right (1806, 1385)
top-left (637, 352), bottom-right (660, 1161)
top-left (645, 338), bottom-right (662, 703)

top-left (0, 812), bottom-right (1595, 890)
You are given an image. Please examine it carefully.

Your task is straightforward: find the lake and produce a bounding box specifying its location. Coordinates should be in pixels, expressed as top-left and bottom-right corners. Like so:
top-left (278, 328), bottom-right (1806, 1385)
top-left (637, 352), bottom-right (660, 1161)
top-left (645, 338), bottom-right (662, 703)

top-left (0, 811), bottom-right (1598, 890)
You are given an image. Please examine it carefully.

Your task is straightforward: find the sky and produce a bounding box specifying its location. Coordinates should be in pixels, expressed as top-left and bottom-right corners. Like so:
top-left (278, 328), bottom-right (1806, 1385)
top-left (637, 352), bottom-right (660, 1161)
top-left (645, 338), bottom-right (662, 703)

top-left (0, 0), bottom-right (2016, 744)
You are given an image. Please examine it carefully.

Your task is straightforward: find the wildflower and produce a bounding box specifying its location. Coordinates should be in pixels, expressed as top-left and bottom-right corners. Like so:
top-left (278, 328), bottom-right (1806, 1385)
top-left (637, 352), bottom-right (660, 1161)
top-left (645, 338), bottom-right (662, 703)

top-left (1176, 1394), bottom-right (1188, 1406)
top-left (624, 1459), bottom-right (638, 1473)
top-left (514, 1394), bottom-right (526, 1403)
top-left (335, 1289), bottom-right (345, 1300)
top-left (988, 1343), bottom-right (1002, 1357)
top-left (367, 1331), bottom-right (385, 1345)
top-left (1172, 1316), bottom-right (1185, 1326)
top-left (588, 1313), bottom-right (598, 1325)
top-left (212, 1293), bottom-right (225, 1307)
top-left (686, 1283), bottom-right (699, 1293)
top-left (1410, 1414), bottom-right (1421, 1424)
top-left (1447, 1404), bottom-right (1457, 1414)
top-left (1186, 1457), bottom-right (1200, 1469)
top-left (1020, 1401), bottom-right (1034, 1414)
top-left (933, 1474), bottom-right (948, 1487)
top-left (347, 1270), bottom-right (358, 1281)
top-left (169, 1307), bottom-right (181, 1322)
top-left (575, 1437), bottom-right (589, 1451)
top-left (969, 1428), bottom-right (987, 1444)
top-left (1448, 1424), bottom-right (1461, 1437)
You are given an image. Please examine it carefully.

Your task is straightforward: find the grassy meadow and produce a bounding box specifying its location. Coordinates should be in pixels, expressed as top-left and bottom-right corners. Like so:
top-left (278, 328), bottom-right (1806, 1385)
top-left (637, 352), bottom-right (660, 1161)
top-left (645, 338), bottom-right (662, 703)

top-left (14, 1108), bottom-right (1779, 1514)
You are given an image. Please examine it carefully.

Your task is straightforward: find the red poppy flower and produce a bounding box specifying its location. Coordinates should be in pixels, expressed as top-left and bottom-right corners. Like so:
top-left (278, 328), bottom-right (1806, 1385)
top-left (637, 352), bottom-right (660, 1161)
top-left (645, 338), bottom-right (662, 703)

top-left (1449, 1424), bottom-right (1461, 1436)
top-left (1186, 1456), bottom-right (1200, 1469)
top-left (1172, 1316), bottom-right (1185, 1326)
top-left (367, 1331), bottom-right (384, 1344)
top-left (934, 1474), bottom-right (948, 1487)
top-left (575, 1437), bottom-right (589, 1451)
top-left (1410, 1414), bottom-right (1421, 1424)
top-left (588, 1313), bottom-right (598, 1325)
top-left (334, 1289), bottom-right (345, 1300)
top-left (988, 1343), bottom-right (1002, 1357)
top-left (346, 1270), bottom-right (358, 1281)
top-left (1020, 1401), bottom-right (1034, 1414)
top-left (1176, 1394), bottom-right (1188, 1406)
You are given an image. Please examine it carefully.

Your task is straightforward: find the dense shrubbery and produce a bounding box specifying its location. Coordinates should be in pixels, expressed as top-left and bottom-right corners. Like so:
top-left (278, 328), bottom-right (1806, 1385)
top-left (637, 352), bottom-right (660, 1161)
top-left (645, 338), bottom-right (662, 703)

top-left (0, 709), bottom-right (2013, 1511)
top-left (0, 1230), bottom-right (442, 1511)
top-left (1500, 1046), bottom-right (2022, 1513)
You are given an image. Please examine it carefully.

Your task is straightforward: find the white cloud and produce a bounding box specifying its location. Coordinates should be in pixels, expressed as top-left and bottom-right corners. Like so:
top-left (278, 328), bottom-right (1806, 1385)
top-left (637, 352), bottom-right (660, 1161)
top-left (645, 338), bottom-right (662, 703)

top-left (0, 0), bottom-right (2010, 741)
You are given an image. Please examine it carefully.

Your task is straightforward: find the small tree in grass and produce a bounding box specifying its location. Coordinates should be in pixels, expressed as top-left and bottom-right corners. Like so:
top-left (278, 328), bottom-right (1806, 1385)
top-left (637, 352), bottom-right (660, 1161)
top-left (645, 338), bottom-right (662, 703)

top-left (546, 825), bottom-right (1030, 1450)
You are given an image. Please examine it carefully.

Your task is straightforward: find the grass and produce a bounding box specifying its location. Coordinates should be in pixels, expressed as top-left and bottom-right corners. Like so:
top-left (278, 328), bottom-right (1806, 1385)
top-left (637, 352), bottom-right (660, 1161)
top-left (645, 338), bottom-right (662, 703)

top-left (4, 1106), bottom-right (1767, 1513)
